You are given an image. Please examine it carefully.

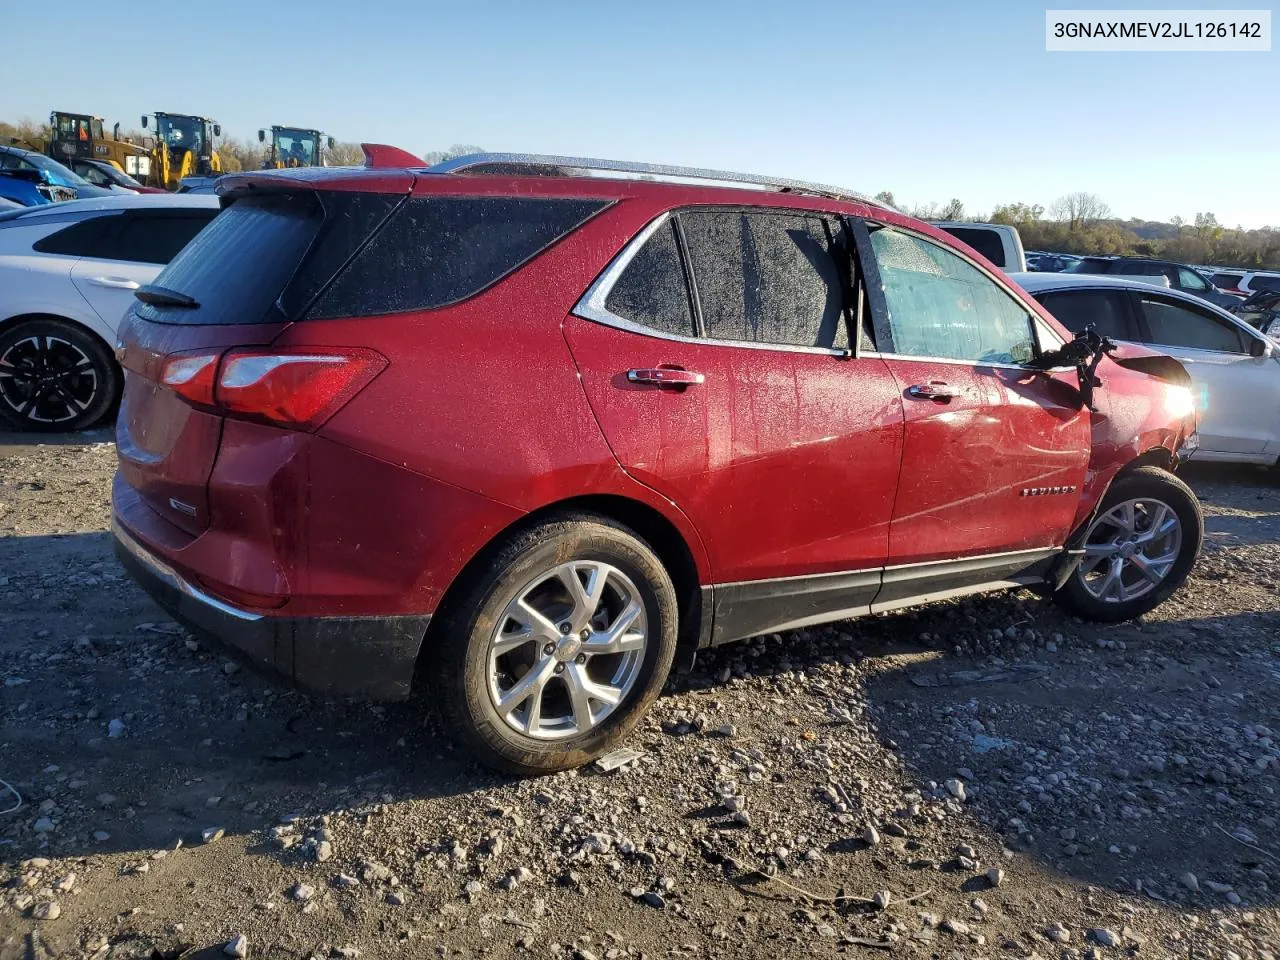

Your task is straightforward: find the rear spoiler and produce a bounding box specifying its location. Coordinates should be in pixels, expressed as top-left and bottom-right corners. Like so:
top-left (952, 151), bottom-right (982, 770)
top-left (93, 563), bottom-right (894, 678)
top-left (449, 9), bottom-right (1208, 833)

top-left (360, 143), bottom-right (424, 168)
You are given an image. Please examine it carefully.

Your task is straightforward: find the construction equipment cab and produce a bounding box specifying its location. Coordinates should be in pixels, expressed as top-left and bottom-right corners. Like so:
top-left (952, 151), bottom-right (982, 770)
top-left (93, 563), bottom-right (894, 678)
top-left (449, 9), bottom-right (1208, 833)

top-left (258, 126), bottom-right (334, 168)
top-left (141, 112), bottom-right (222, 190)
top-left (9, 112), bottom-right (152, 183)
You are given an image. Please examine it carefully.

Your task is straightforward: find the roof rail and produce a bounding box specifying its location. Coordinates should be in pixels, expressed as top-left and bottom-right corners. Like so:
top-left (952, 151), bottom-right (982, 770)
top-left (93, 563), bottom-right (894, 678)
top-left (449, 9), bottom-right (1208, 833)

top-left (425, 152), bottom-right (877, 206)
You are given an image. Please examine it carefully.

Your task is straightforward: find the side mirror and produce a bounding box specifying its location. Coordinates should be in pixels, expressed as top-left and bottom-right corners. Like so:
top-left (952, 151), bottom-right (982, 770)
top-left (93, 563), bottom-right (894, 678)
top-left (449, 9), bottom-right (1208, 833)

top-left (1250, 338), bottom-right (1269, 358)
top-left (213, 124), bottom-right (222, 138)
top-left (141, 115), bottom-right (148, 128)
top-left (257, 129), bottom-right (266, 143)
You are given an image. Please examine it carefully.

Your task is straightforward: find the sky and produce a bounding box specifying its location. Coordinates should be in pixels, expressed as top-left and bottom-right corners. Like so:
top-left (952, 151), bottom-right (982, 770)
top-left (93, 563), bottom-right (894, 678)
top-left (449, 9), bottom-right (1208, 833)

top-left (2, 0), bottom-right (1277, 228)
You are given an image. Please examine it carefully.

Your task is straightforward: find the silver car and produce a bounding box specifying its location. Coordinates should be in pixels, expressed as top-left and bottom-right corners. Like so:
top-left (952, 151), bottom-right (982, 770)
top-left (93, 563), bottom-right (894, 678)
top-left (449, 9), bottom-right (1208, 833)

top-left (1015, 272), bottom-right (1280, 467)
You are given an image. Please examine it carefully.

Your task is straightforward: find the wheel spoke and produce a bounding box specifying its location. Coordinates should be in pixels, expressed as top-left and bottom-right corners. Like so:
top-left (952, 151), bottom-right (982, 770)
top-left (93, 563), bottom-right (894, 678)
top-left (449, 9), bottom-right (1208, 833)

top-left (564, 661), bottom-right (623, 731)
top-left (1094, 558), bottom-right (1124, 602)
top-left (559, 562), bottom-right (608, 631)
top-left (586, 599), bottom-right (644, 655)
top-left (496, 657), bottom-right (555, 720)
top-left (1116, 502), bottom-right (1137, 535)
top-left (511, 597), bottom-right (562, 642)
top-left (1129, 554), bottom-right (1165, 586)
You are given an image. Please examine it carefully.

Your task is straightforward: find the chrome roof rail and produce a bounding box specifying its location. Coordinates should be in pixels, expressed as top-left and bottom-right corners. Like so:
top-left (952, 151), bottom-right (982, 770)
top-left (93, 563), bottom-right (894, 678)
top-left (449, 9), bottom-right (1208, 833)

top-left (425, 152), bottom-right (877, 206)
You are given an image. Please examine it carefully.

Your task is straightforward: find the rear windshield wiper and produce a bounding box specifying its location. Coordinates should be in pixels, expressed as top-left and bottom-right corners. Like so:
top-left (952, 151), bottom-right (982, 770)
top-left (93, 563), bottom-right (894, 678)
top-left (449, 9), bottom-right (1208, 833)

top-left (135, 285), bottom-right (199, 308)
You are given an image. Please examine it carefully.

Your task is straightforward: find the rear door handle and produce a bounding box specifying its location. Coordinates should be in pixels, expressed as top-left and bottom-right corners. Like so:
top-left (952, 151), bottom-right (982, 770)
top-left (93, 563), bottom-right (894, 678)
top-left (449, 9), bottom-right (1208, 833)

top-left (87, 276), bottom-right (141, 290)
top-left (907, 381), bottom-right (957, 402)
top-left (626, 368), bottom-right (705, 388)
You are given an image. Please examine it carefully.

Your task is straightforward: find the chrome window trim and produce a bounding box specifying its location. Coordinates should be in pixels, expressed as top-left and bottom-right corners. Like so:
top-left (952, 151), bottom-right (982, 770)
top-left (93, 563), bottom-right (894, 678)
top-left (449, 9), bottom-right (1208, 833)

top-left (572, 210), bottom-right (854, 359)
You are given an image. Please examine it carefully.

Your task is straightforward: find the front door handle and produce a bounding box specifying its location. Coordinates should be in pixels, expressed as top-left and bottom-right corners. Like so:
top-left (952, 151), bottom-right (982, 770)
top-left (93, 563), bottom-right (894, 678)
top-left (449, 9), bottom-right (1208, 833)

top-left (626, 368), bottom-right (705, 388)
top-left (907, 381), bottom-right (957, 402)
top-left (87, 276), bottom-right (141, 290)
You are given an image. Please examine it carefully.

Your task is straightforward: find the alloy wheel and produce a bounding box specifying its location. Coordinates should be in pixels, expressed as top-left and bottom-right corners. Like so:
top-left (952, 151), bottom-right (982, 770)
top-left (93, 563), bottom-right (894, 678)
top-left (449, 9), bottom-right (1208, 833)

top-left (487, 560), bottom-right (647, 740)
top-left (0, 335), bottom-right (99, 425)
top-left (1077, 497), bottom-right (1183, 604)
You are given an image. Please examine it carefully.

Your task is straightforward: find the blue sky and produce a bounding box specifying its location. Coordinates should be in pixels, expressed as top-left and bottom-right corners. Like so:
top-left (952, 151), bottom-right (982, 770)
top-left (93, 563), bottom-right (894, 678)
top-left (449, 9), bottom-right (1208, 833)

top-left (2, 0), bottom-right (1276, 227)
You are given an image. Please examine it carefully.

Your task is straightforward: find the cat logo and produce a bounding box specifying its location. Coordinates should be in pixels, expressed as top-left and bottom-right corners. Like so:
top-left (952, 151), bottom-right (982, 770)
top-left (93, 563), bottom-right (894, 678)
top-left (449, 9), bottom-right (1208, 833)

top-left (1020, 485), bottom-right (1076, 497)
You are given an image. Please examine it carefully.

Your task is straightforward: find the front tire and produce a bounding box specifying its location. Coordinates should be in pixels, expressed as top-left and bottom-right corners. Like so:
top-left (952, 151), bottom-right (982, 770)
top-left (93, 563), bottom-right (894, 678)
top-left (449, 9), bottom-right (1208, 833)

top-left (435, 514), bottom-right (679, 775)
top-left (0, 318), bottom-right (120, 432)
top-left (1055, 466), bottom-right (1203, 622)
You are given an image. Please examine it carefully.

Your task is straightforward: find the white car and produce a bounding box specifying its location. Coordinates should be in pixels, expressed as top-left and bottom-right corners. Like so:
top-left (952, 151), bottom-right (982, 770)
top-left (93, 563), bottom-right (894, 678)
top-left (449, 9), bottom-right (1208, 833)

top-left (0, 193), bottom-right (220, 431)
top-left (1015, 272), bottom-right (1280, 466)
top-left (931, 221), bottom-right (1028, 273)
top-left (1238, 271), bottom-right (1280, 296)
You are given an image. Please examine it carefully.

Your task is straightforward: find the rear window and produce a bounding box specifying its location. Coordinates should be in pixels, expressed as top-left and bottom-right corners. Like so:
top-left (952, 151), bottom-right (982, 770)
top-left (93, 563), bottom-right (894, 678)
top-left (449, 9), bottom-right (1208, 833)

top-left (137, 193), bottom-right (323, 325)
top-left (309, 196), bottom-right (609, 319)
top-left (1065, 258), bottom-right (1113, 274)
top-left (938, 226), bottom-right (1006, 268)
top-left (1249, 275), bottom-right (1280, 293)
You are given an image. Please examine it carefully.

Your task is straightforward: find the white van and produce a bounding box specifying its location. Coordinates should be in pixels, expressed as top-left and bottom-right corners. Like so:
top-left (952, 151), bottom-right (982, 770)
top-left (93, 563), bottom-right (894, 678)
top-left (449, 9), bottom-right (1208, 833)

top-left (931, 221), bottom-right (1028, 274)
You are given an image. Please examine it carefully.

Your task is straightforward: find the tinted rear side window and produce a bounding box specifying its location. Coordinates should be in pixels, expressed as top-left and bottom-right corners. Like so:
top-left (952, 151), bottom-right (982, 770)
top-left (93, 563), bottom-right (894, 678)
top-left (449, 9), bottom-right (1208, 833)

top-left (33, 214), bottom-right (121, 257)
top-left (939, 226), bottom-right (1006, 267)
top-left (137, 194), bottom-right (323, 325)
top-left (680, 210), bottom-right (848, 349)
top-left (1212, 272), bottom-right (1244, 287)
top-left (1250, 275), bottom-right (1280, 292)
top-left (604, 219), bottom-right (694, 337)
top-left (1036, 289), bottom-right (1136, 341)
top-left (310, 197), bottom-right (609, 319)
top-left (107, 212), bottom-right (217, 264)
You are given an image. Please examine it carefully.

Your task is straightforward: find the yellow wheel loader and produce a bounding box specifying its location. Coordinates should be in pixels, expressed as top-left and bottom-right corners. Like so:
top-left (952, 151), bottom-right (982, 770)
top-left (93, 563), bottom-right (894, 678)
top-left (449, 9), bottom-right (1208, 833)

top-left (141, 112), bottom-right (222, 190)
top-left (258, 126), bottom-right (334, 168)
top-left (8, 111), bottom-right (152, 182)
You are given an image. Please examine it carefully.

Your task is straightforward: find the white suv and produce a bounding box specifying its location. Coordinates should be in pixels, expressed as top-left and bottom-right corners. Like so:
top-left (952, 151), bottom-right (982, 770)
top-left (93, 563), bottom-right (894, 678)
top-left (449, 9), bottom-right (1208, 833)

top-left (0, 193), bottom-right (220, 431)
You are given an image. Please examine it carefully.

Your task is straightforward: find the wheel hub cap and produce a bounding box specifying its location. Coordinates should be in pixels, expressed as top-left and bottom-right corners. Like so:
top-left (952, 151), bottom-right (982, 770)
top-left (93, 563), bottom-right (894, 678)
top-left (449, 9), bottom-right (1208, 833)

top-left (0, 335), bottom-right (98, 425)
top-left (1076, 497), bottom-right (1183, 604)
top-left (486, 560), bottom-right (648, 740)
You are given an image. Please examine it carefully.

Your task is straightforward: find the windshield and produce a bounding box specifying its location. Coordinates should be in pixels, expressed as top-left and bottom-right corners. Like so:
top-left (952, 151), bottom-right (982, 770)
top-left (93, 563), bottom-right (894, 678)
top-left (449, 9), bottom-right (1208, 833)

top-left (157, 115), bottom-right (206, 154)
top-left (274, 129), bottom-right (318, 166)
top-left (24, 152), bottom-right (92, 188)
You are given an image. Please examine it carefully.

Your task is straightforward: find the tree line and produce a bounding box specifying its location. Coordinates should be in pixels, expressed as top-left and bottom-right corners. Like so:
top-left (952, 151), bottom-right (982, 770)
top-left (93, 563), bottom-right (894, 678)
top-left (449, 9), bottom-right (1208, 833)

top-left (876, 190), bottom-right (1280, 271)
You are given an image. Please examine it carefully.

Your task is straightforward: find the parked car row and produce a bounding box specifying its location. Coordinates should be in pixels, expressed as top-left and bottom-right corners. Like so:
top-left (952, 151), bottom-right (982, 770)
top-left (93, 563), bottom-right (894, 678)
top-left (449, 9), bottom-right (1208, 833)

top-left (7, 150), bottom-right (1272, 773)
top-left (0, 144), bottom-right (153, 207)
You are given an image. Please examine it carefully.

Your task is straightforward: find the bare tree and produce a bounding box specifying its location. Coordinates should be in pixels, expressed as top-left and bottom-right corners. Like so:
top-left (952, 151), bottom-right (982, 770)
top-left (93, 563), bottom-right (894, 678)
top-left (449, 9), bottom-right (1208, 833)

top-left (938, 198), bottom-right (966, 221)
top-left (1050, 192), bottom-right (1112, 230)
top-left (422, 144), bottom-right (486, 165)
top-left (326, 141), bottom-right (366, 167)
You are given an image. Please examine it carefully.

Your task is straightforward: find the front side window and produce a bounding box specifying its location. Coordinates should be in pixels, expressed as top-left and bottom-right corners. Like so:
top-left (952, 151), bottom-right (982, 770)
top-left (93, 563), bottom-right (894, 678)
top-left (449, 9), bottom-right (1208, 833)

top-left (604, 219), bottom-right (694, 337)
top-left (679, 210), bottom-right (848, 349)
top-left (868, 227), bottom-right (1035, 364)
top-left (1035, 289), bottom-right (1136, 342)
top-left (1139, 296), bottom-right (1247, 353)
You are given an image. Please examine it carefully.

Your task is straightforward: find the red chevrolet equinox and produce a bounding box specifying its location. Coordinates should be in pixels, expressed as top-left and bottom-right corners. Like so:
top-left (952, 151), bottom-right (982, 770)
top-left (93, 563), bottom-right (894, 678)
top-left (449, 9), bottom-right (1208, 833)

top-left (112, 150), bottom-right (1202, 774)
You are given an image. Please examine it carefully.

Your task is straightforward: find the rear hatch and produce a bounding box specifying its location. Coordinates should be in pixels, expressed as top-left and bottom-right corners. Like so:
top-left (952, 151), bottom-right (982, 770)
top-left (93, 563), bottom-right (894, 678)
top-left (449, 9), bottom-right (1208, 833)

top-left (115, 173), bottom-right (412, 535)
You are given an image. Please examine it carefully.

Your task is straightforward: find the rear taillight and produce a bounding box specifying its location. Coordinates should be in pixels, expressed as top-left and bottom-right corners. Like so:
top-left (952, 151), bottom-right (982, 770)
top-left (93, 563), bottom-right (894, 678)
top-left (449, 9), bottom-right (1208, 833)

top-left (160, 351), bottom-right (221, 408)
top-left (159, 347), bottom-right (386, 430)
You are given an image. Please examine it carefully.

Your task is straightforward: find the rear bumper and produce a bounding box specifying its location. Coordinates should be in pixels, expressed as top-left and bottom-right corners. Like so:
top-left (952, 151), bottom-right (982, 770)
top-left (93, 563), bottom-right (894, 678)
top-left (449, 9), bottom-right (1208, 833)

top-left (112, 516), bottom-right (428, 700)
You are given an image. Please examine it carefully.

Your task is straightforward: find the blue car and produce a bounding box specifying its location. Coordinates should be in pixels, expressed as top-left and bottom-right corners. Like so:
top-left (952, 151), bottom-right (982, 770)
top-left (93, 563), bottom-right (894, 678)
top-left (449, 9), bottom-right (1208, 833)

top-left (0, 145), bottom-right (114, 206)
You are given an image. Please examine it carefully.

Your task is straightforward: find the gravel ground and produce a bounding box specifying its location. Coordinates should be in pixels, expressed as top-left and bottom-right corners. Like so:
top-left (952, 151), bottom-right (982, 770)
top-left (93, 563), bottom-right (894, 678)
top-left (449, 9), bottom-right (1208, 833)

top-left (2, 434), bottom-right (1279, 960)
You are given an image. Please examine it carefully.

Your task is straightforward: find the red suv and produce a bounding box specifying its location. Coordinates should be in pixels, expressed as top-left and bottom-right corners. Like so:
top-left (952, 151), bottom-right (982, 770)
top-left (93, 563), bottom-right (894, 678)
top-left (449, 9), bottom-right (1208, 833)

top-left (112, 151), bottom-right (1202, 774)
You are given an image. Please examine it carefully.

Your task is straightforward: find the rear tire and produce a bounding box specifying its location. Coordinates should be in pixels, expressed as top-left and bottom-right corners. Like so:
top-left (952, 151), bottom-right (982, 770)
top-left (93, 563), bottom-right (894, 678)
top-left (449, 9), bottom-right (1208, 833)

top-left (1055, 466), bottom-right (1202, 622)
top-left (434, 513), bottom-right (679, 775)
top-left (0, 318), bottom-right (120, 432)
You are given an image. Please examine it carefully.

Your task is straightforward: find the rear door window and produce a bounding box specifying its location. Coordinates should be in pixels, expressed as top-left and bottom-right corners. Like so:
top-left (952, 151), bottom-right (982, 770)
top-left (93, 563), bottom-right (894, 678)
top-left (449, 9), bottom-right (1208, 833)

top-left (1137, 296), bottom-right (1248, 353)
top-left (1212, 272), bottom-right (1244, 288)
top-left (603, 219), bottom-right (695, 337)
top-left (866, 226), bottom-right (1035, 364)
top-left (33, 214), bottom-right (122, 258)
top-left (1035, 289), bottom-right (1138, 342)
top-left (679, 209), bottom-right (849, 349)
top-left (311, 196), bottom-right (609, 318)
top-left (937, 226), bottom-right (1006, 268)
